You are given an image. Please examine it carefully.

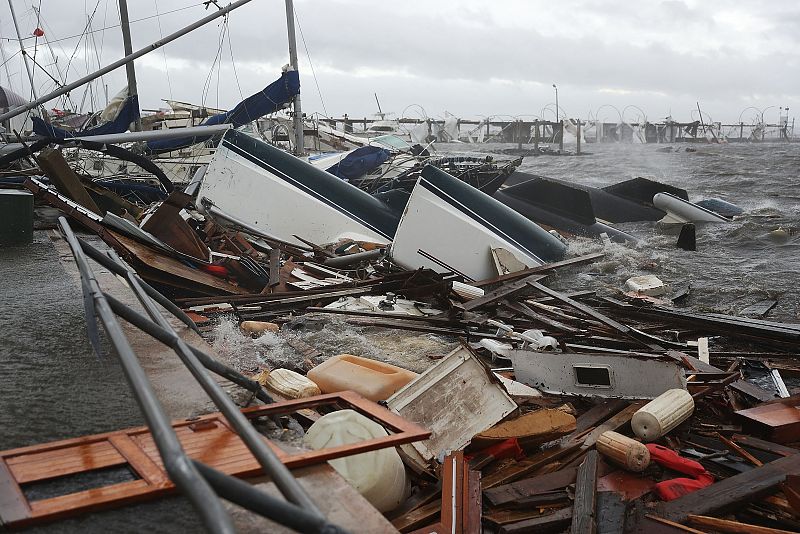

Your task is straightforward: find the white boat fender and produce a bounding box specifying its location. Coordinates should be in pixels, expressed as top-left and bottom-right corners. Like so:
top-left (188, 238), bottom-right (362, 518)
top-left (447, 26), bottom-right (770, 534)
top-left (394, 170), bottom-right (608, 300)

top-left (631, 388), bottom-right (694, 442)
top-left (597, 430), bottom-right (650, 472)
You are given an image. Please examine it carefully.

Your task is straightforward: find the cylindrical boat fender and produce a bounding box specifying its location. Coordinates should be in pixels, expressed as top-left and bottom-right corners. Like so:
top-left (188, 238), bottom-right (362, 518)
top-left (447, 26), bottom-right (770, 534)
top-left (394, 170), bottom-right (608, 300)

top-left (597, 430), bottom-right (650, 472)
top-left (632, 388), bottom-right (695, 442)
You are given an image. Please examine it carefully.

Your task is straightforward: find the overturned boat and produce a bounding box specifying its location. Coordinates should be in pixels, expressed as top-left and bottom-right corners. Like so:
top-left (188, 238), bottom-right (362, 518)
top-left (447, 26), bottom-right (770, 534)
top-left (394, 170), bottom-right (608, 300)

top-left (196, 130), bottom-right (400, 246)
top-left (389, 166), bottom-right (567, 280)
top-left (196, 130), bottom-right (565, 279)
top-left (505, 173), bottom-right (690, 223)
top-left (493, 176), bottom-right (636, 243)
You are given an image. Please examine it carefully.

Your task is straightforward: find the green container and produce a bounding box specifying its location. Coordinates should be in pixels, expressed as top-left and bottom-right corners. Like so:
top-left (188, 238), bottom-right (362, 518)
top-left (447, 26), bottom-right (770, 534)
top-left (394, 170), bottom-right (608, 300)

top-left (0, 189), bottom-right (34, 246)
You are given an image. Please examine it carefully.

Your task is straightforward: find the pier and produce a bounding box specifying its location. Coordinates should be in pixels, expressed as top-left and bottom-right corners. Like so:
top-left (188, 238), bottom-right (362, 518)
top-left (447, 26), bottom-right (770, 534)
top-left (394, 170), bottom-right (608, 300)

top-left (312, 116), bottom-right (794, 144)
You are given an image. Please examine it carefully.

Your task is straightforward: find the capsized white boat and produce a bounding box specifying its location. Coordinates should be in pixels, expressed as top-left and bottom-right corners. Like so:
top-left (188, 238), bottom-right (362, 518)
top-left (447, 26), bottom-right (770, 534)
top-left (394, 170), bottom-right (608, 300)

top-left (389, 165), bottom-right (567, 280)
top-left (196, 129), bottom-right (400, 246)
top-left (197, 131), bottom-right (566, 279)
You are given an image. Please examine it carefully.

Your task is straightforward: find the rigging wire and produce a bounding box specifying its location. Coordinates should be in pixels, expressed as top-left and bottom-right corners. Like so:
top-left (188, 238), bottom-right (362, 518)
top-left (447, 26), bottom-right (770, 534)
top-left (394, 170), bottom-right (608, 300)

top-left (152, 0), bottom-right (174, 102)
top-left (201, 15), bottom-right (227, 112)
top-left (2, 3), bottom-right (202, 49)
top-left (293, 4), bottom-right (327, 117)
top-left (225, 19), bottom-right (244, 100)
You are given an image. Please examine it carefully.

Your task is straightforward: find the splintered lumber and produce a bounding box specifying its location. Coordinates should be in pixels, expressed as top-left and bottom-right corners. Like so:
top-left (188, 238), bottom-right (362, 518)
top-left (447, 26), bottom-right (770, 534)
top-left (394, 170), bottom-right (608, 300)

top-left (36, 147), bottom-right (101, 214)
top-left (484, 467), bottom-right (578, 507)
top-left (644, 515), bottom-right (707, 534)
top-left (571, 450), bottom-right (599, 534)
top-left (596, 491), bottom-right (626, 534)
top-left (657, 452), bottom-right (800, 523)
top-left (459, 274), bottom-right (548, 311)
top-left (686, 515), bottom-right (796, 534)
top-left (498, 507), bottom-right (573, 533)
top-left (473, 252), bottom-right (605, 287)
top-left (528, 281), bottom-right (664, 350)
top-left (473, 409), bottom-right (576, 448)
top-left (677, 353), bottom-right (777, 404)
top-left (783, 475), bottom-right (800, 514)
top-left (714, 432), bottom-right (763, 467)
top-left (582, 402), bottom-right (644, 448)
top-left (481, 442), bottom-right (582, 489)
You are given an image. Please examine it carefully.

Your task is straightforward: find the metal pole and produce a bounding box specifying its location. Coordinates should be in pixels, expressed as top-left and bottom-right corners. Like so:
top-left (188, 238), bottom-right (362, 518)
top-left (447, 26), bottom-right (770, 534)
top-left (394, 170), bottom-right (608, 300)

top-left (118, 0), bottom-right (141, 131)
top-left (576, 119), bottom-right (581, 155)
top-left (123, 271), bottom-right (323, 516)
top-left (0, 0), bottom-right (256, 123)
top-left (193, 462), bottom-right (347, 534)
top-left (57, 217), bottom-right (235, 534)
top-left (7, 0), bottom-right (40, 104)
top-left (285, 0), bottom-right (304, 155)
top-left (104, 293), bottom-right (274, 405)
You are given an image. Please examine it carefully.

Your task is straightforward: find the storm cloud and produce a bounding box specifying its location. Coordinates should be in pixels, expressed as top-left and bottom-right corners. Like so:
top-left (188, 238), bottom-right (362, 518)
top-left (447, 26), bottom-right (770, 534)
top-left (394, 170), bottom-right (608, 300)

top-left (1, 0), bottom-right (797, 123)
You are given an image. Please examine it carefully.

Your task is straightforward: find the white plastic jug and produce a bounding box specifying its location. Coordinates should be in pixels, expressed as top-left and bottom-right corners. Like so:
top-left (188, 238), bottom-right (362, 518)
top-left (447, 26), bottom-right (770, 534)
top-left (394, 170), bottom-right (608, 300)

top-left (304, 409), bottom-right (409, 512)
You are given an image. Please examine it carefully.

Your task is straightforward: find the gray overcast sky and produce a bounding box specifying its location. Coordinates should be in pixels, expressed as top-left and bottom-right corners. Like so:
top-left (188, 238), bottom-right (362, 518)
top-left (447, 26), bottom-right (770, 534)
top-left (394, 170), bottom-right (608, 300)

top-left (1, 0), bottom-right (797, 124)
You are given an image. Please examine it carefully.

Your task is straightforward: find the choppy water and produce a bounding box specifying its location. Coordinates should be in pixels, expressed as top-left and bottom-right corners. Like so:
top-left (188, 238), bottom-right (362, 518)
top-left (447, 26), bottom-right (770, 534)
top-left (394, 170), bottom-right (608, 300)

top-left (443, 141), bottom-right (800, 321)
top-left (0, 233), bottom-right (201, 532)
top-left (0, 141), bottom-right (798, 532)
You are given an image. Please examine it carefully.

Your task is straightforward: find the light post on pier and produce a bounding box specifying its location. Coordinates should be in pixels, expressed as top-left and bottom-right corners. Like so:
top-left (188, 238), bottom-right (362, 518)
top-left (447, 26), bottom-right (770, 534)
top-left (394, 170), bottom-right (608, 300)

top-left (553, 84), bottom-right (562, 152)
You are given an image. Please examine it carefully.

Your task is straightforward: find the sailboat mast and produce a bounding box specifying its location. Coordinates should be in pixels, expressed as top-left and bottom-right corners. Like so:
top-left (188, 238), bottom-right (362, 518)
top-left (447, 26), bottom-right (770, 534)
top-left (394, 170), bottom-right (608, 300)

top-left (7, 0), bottom-right (40, 105)
top-left (118, 0), bottom-right (141, 131)
top-left (284, 0), bottom-right (304, 155)
top-left (0, 0), bottom-right (256, 123)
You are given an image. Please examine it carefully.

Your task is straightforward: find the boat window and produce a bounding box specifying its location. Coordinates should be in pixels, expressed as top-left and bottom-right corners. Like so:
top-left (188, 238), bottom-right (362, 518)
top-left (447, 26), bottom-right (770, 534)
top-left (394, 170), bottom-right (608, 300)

top-left (372, 135), bottom-right (411, 150)
top-left (573, 365), bottom-right (612, 388)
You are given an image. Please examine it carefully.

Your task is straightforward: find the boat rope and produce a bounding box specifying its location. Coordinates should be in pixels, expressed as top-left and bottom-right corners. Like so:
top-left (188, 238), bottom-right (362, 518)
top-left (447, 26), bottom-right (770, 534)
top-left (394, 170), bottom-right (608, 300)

top-left (293, 4), bottom-right (327, 117)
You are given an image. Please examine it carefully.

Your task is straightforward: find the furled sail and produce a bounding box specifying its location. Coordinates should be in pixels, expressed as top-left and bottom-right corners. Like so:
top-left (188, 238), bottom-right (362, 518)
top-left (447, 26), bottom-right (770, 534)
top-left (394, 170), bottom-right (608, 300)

top-left (32, 87), bottom-right (140, 139)
top-left (145, 69), bottom-right (300, 154)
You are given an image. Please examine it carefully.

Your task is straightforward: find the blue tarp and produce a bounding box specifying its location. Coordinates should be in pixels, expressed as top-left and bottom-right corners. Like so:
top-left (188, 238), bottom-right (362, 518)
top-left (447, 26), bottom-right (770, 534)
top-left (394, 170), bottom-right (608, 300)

top-left (326, 146), bottom-right (391, 180)
top-left (32, 95), bottom-right (140, 139)
top-left (145, 69), bottom-right (300, 154)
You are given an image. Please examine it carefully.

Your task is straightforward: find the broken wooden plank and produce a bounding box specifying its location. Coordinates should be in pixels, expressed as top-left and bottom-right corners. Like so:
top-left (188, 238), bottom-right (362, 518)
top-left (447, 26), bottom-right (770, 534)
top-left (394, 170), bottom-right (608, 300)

top-left (484, 467), bottom-right (577, 507)
top-left (582, 402), bottom-right (643, 448)
top-left (731, 435), bottom-right (798, 458)
top-left (783, 474), bottom-right (800, 514)
top-left (687, 514), bottom-right (796, 534)
top-left (657, 453), bottom-right (800, 522)
top-left (644, 514), bottom-right (707, 533)
top-left (528, 281), bottom-right (664, 350)
top-left (498, 506), bottom-right (573, 533)
top-left (481, 441), bottom-right (582, 489)
top-left (473, 252), bottom-right (604, 287)
top-left (597, 491), bottom-right (626, 534)
top-left (459, 274), bottom-right (548, 312)
top-left (714, 432), bottom-right (763, 467)
top-left (36, 147), bottom-right (101, 214)
top-left (571, 450), bottom-right (599, 534)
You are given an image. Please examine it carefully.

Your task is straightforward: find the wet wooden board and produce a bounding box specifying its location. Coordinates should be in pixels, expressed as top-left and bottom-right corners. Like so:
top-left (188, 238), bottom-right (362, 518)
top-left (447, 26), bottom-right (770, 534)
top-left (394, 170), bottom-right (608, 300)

top-left (0, 391), bottom-right (429, 529)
